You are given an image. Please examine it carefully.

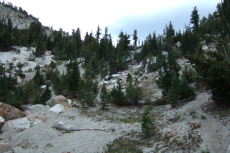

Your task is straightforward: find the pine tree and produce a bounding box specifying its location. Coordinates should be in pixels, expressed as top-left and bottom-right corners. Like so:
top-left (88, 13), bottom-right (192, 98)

top-left (141, 108), bottom-right (156, 137)
top-left (156, 50), bottom-right (180, 95)
top-left (109, 80), bottom-right (126, 106)
top-left (190, 6), bottom-right (200, 31)
top-left (33, 65), bottom-right (44, 86)
top-left (66, 60), bottom-right (80, 94)
top-left (181, 26), bottom-right (199, 55)
top-left (126, 78), bottom-right (142, 105)
top-left (218, 0), bottom-right (230, 36)
top-left (41, 83), bottom-right (51, 105)
top-left (164, 21), bottom-right (175, 51)
top-left (95, 25), bottom-right (101, 42)
top-left (188, 51), bottom-right (230, 105)
top-left (167, 75), bottom-right (181, 107)
top-left (133, 29), bottom-right (138, 47)
top-left (72, 27), bottom-right (82, 57)
top-left (99, 84), bottom-right (109, 109)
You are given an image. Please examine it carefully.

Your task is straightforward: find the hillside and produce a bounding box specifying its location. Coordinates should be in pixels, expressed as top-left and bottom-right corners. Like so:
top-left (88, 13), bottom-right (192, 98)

top-left (0, 2), bottom-right (37, 29)
top-left (0, 0), bottom-right (230, 153)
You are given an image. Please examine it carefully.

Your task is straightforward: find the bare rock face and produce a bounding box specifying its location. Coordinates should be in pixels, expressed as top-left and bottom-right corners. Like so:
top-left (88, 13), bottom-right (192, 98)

top-left (46, 95), bottom-right (72, 108)
top-left (0, 102), bottom-right (26, 121)
top-left (0, 4), bottom-right (32, 29)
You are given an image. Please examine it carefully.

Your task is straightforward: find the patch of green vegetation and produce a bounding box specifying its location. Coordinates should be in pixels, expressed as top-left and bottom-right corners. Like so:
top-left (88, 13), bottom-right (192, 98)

top-left (67, 116), bottom-right (75, 120)
top-left (141, 108), bottom-right (156, 138)
top-left (55, 60), bottom-right (63, 66)
top-left (79, 108), bottom-right (143, 123)
top-left (106, 137), bottom-right (143, 153)
top-left (168, 114), bottom-right (181, 123)
top-left (211, 106), bottom-right (230, 119)
top-left (189, 109), bottom-right (197, 119)
top-left (18, 140), bottom-right (31, 149)
top-left (201, 151), bottom-right (210, 153)
top-left (134, 71), bottom-right (142, 76)
top-left (201, 115), bottom-right (207, 120)
top-left (45, 143), bottom-right (53, 148)
top-left (153, 97), bottom-right (170, 106)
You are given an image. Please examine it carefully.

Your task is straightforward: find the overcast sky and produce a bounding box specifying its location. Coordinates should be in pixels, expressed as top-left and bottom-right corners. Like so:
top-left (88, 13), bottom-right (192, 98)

top-left (2, 0), bottom-right (220, 43)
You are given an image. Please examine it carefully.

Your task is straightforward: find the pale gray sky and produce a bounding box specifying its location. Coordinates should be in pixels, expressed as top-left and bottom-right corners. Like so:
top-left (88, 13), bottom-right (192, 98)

top-left (2, 0), bottom-right (220, 42)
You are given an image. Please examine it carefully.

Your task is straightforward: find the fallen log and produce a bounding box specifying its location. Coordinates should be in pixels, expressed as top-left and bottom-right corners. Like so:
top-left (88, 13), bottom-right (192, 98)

top-left (53, 121), bottom-right (106, 132)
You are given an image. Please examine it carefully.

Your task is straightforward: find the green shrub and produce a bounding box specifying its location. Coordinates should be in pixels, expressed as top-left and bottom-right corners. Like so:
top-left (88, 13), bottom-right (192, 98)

top-left (189, 51), bottom-right (230, 105)
top-left (167, 76), bottom-right (196, 107)
top-left (141, 108), bottom-right (156, 137)
top-left (109, 80), bottom-right (127, 106)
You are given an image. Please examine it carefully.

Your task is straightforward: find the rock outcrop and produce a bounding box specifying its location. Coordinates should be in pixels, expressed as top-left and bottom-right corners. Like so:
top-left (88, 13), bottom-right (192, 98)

top-left (0, 3), bottom-right (34, 29)
top-left (1, 115), bottom-right (46, 132)
top-left (46, 95), bottom-right (72, 108)
top-left (0, 102), bottom-right (26, 121)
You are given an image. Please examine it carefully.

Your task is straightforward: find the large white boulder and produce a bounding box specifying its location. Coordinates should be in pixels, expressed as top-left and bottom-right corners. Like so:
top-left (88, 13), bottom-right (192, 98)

top-left (1, 115), bottom-right (46, 132)
top-left (48, 104), bottom-right (65, 114)
top-left (1, 117), bottom-right (30, 131)
top-left (0, 116), bottom-right (5, 127)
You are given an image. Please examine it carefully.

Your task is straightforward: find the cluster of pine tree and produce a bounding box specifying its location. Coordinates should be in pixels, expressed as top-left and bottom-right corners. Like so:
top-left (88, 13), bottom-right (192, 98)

top-left (0, 0), bottom-right (229, 107)
top-left (0, 64), bottom-right (51, 109)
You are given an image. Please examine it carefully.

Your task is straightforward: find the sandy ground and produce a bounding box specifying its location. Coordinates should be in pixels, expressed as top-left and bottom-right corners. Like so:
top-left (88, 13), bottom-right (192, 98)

top-left (1, 106), bottom-right (141, 153)
top-left (1, 92), bottom-right (230, 153)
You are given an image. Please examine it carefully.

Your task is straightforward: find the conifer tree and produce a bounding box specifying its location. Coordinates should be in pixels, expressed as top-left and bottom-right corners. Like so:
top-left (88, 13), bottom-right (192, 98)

top-left (109, 80), bottom-right (126, 106)
top-left (133, 29), bottom-right (138, 47)
top-left (41, 83), bottom-right (51, 105)
top-left (66, 60), bottom-right (80, 94)
top-left (33, 65), bottom-right (44, 86)
top-left (126, 77), bottom-right (142, 105)
top-left (218, 0), bottom-right (230, 36)
top-left (99, 84), bottom-right (109, 109)
top-left (95, 25), bottom-right (101, 42)
top-left (164, 21), bottom-right (175, 50)
top-left (181, 26), bottom-right (199, 55)
top-left (190, 6), bottom-right (200, 31)
top-left (189, 51), bottom-right (230, 105)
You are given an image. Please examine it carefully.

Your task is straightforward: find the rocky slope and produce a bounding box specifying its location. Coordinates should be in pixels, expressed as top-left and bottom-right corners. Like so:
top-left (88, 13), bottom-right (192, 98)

top-left (0, 46), bottom-right (230, 152)
top-left (0, 3), bottom-right (35, 29)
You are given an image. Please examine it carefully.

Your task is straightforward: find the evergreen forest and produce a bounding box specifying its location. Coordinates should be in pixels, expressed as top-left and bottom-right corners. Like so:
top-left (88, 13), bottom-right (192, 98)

top-left (0, 0), bottom-right (230, 109)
